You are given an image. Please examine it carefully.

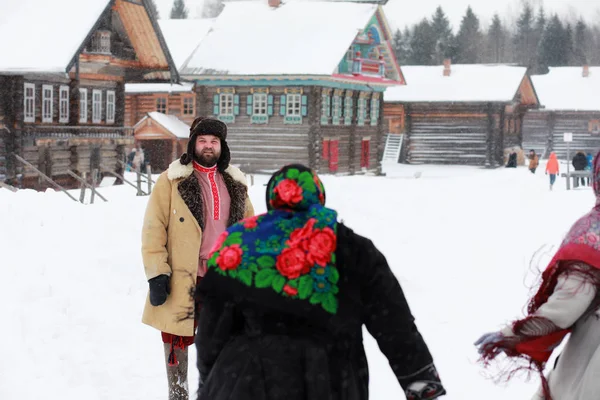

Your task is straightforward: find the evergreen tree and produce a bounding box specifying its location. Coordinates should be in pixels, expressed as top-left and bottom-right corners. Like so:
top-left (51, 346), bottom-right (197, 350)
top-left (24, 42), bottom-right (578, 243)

top-left (514, 3), bottom-right (535, 66)
top-left (409, 19), bottom-right (436, 65)
top-left (202, 0), bottom-right (224, 18)
top-left (486, 14), bottom-right (508, 63)
top-left (564, 23), bottom-right (575, 65)
top-left (573, 19), bottom-right (590, 65)
top-left (538, 15), bottom-right (569, 67)
top-left (393, 29), bottom-right (403, 64)
top-left (170, 0), bottom-right (189, 19)
top-left (455, 6), bottom-right (483, 63)
top-left (146, 0), bottom-right (160, 19)
top-left (430, 6), bottom-right (455, 64)
top-left (399, 27), bottom-right (413, 65)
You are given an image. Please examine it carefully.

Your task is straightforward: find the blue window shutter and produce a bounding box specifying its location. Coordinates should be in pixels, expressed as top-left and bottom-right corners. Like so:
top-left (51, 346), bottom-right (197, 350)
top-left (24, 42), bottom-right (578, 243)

top-left (267, 95), bottom-right (274, 116)
top-left (246, 95), bottom-right (253, 115)
top-left (213, 94), bottom-right (219, 115)
top-left (348, 97), bottom-right (353, 117)
top-left (301, 95), bottom-right (308, 116)
top-left (234, 94), bottom-right (240, 115)
top-left (280, 95), bottom-right (286, 116)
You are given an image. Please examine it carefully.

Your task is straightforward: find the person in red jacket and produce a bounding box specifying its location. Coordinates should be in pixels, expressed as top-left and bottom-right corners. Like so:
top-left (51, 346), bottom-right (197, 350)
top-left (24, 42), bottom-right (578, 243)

top-left (546, 152), bottom-right (560, 190)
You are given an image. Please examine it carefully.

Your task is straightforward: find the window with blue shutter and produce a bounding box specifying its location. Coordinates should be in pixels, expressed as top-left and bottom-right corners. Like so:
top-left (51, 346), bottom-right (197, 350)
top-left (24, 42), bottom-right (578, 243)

top-left (370, 96), bottom-right (379, 126)
top-left (213, 94), bottom-right (219, 116)
top-left (251, 93), bottom-right (268, 124)
top-left (284, 93), bottom-right (303, 124)
top-left (301, 95), bottom-right (308, 116)
top-left (321, 91), bottom-right (331, 125)
top-left (217, 92), bottom-right (235, 123)
top-left (246, 95), bottom-right (253, 115)
top-left (357, 97), bottom-right (365, 126)
top-left (280, 95), bottom-right (286, 116)
top-left (332, 95), bottom-right (341, 125)
top-left (233, 95), bottom-right (240, 116)
top-left (344, 95), bottom-right (353, 125)
top-left (267, 95), bottom-right (274, 116)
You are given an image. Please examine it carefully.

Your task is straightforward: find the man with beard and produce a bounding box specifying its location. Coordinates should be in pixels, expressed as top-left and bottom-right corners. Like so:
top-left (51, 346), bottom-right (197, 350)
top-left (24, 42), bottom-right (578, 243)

top-left (141, 117), bottom-right (255, 400)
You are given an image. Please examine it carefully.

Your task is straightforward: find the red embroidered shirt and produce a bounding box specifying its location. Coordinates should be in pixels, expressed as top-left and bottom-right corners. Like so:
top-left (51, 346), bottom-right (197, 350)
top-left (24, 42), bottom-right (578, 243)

top-left (193, 162), bottom-right (230, 276)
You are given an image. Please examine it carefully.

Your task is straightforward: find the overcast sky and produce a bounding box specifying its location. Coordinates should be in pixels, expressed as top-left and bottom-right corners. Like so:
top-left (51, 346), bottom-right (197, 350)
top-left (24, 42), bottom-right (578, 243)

top-left (154, 0), bottom-right (600, 31)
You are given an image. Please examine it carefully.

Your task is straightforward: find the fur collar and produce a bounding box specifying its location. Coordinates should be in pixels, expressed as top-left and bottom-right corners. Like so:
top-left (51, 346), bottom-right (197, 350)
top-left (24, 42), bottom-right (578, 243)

top-left (167, 159), bottom-right (247, 186)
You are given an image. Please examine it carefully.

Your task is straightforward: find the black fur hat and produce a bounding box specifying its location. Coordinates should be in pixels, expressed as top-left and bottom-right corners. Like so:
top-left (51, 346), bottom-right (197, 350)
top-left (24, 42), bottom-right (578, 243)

top-left (180, 117), bottom-right (231, 171)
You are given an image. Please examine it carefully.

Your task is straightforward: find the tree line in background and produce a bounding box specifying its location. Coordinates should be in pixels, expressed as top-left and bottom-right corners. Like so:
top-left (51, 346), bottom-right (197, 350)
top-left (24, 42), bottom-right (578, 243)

top-left (146, 0), bottom-right (225, 19)
top-left (394, 3), bottom-right (600, 72)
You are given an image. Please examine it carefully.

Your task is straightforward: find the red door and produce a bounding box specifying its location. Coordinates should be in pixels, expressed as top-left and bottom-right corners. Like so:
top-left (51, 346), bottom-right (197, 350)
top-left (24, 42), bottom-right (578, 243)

top-left (322, 139), bottom-right (330, 161)
top-left (329, 140), bottom-right (339, 172)
top-left (361, 139), bottom-right (370, 169)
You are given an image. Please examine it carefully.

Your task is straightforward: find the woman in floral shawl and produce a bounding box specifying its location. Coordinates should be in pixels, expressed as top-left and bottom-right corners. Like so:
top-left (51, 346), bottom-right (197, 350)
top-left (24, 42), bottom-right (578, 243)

top-left (194, 164), bottom-right (446, 400)
top-left (476, 152), bottom-right (600, 400)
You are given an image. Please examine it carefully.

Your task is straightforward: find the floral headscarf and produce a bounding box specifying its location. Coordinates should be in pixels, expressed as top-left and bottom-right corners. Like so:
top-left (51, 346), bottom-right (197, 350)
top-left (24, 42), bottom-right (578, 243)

top-left (203, 164), bottom-right (340, 315)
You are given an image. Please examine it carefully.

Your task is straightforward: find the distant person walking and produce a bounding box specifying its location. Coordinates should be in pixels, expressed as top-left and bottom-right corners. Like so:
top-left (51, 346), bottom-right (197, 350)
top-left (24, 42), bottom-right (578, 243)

top-left (546, 152), bottom-right (560, 191)
top-left (528, 150), bottom-right (539, 174)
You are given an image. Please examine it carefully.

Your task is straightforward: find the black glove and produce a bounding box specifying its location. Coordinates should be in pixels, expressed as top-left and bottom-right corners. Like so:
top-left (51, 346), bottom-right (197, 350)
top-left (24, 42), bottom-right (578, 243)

top-left (400, 365), bottom-right (446, 400)
top-left (149, 274), bottom-right (170, 306)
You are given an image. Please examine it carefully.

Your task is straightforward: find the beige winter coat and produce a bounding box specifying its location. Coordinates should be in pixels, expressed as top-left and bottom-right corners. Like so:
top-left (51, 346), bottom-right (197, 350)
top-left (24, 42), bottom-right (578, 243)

top-left (141, 159), bottom-right (254, 336)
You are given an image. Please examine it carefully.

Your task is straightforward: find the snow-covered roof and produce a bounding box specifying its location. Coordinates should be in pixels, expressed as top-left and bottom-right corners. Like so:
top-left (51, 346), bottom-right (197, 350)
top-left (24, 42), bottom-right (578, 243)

top-left (0, 0), bottom-right (110, 72)
top-left (384, 65), bottom-right (528, 103)
top-left (158, 18), bottom-right (215, 70)
top-left (136, 112), bottom-right (191, 139)
top-left (531, 67), bottom-right (600, 111)
top-left (181, 0), bottom-right (378, 75)
top-left (125, 82), bottom-right (194, 94)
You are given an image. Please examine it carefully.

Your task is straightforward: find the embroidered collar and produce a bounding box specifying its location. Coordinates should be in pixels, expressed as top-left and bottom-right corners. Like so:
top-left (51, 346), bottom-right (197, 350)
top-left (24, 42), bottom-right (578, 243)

top-left (193, 161), bottom-right (217, 174)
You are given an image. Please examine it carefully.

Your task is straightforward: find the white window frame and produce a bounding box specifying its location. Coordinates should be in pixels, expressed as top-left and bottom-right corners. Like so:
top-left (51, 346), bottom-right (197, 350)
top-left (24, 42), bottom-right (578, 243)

top-left (24, 83), bottom-right (35, 123)
top-left (286, 94), bottom-right (301, 116)
top-left (79, 88), bottom-right (88, 123)
top-left (92, 89), bottom-right (102, 123)
top-left (106, 90), bottom-right (115, 124)
top-left (42, 85), bottom-right (53, 123)
top-left (59, 86), bottom-right (69, 123)
top-left (219, 93), bottom-right (234, 116)
top-left (253, 93), bottom-right (267, 115)
top-left (155, 97), bottom-right (167, 114)
top-left (182, 96), bottom-right (195, 116)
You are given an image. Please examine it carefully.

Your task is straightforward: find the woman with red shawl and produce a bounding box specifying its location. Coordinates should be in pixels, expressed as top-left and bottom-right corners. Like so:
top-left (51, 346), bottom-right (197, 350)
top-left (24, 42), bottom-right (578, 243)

top-left (475, 151), bottom-right (600, 399)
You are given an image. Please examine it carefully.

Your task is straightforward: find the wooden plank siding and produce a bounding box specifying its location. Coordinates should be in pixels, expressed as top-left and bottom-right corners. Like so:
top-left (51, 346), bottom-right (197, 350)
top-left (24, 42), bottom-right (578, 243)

top-left (522, 112), bottom-right (552, 157)
top-left (125, 91), bottom-right (197, 127)
top-left (390, 102), bottom-right (516, 166)
top-left (522, 111), bottom-right (600, 159)
top-left (404, 104), bottom-right (490, 165)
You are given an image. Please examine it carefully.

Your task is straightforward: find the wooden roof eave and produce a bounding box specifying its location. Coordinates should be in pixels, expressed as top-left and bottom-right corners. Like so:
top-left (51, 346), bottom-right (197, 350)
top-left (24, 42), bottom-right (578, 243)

top-left (514, 74), bottom-right (541, 109)
top-left (65, 0), bottom-right (114, 75)
top-left (140, 0), bottom-right (179, 83)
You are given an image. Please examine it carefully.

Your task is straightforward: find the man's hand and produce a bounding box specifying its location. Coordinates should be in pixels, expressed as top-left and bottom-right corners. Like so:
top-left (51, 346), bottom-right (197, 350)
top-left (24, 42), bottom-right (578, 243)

top-left (149, 274), bottom-right (170, 306)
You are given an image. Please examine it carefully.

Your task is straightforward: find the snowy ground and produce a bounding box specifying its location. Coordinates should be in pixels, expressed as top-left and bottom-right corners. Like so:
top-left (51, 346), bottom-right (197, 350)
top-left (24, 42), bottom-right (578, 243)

top-left (0, 160), bottom-right (593, 399)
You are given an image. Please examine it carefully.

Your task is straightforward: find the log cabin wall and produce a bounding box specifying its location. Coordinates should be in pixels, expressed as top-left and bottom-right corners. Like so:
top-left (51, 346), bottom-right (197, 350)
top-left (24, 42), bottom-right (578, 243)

top-left (198, 85), bottom-right (312, 174)
top-left (522, 111), bottom-right (551, 158)
top-left (403, 103), bottom-right (491, 165)
top-left (523, 111), bottom-right (600, 159)
top-left (125, 90), bottom-right (197, 127)
top-left (551, 112), bottom-right (600, 159)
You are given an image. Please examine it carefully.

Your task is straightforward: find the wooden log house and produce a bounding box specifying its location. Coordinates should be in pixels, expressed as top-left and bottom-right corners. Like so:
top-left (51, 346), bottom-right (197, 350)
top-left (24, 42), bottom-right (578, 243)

top-left (177, 0), bottom-right (404, 175)
top-left (384, 61), bottom-right (540, 167)
top-left (0, 0), bottom-right (178, 189)
top-left (523, 66), bottom-right (600, 160)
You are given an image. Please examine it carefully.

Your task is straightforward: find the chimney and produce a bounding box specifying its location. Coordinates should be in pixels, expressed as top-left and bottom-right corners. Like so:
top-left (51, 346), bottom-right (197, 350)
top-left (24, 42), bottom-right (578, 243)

top-left (443, 58), bottom-right (451, 77)
top-left (583, 64), bottom-right (590, 78)
top-left (268, 0), bottom-right (281, 7)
